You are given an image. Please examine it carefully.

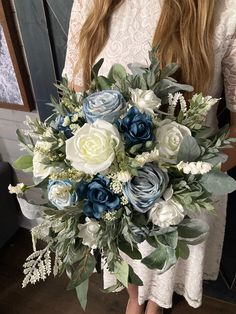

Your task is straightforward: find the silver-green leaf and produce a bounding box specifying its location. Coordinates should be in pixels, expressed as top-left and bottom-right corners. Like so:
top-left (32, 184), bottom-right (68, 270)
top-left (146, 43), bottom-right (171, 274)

top-left (200, 171), bottom-right (236, 195)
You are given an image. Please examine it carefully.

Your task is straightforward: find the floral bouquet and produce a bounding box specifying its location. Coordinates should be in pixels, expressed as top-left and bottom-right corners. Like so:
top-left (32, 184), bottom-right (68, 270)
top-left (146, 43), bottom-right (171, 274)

top-left (11, 48), bottom-right (236, 310)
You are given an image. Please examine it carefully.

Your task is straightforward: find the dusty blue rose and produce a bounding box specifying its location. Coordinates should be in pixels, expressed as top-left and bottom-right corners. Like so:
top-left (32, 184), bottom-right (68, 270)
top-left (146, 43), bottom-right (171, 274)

top-left (77, 175), bottom-right (120, 219)
top-left (129, 225), bottom-right (149, 243)
top-left (123, 164), bottom-right (169, 213)
top-left (48, 180), bottom-right (78, 210)
top-left (83, 90), bottom-right (127, 123)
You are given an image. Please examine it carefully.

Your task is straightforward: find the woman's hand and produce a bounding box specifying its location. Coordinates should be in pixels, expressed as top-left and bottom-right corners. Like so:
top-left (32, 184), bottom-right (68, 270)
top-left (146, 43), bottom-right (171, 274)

top-left (221, 112), bottom-right (236, 172)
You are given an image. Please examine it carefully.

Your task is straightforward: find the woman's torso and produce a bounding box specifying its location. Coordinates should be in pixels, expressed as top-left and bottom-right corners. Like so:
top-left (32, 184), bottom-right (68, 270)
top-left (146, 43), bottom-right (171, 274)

top-left (67, 0), bottom-right (236, 129)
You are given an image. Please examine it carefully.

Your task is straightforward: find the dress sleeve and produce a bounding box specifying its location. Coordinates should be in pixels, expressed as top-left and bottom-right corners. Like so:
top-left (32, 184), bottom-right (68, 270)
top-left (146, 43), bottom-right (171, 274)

top-left (222, 32), bottom-right (236, 112)
top-left (62, 0), bottom-right (92, 87)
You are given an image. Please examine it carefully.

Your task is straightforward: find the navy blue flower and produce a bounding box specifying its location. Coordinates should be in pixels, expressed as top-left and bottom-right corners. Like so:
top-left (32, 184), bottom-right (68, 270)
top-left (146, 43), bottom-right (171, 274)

top-left (55, 115), bottom-right (73, 139)
top-left (77, 175), bottom-right (120, 219)
top-left (117, 106), bottom-right (154, 150)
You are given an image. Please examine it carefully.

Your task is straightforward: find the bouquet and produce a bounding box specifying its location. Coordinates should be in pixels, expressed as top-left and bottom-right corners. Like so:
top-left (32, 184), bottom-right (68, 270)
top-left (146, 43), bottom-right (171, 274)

top-left (10, 48), bottom-right (236, 310)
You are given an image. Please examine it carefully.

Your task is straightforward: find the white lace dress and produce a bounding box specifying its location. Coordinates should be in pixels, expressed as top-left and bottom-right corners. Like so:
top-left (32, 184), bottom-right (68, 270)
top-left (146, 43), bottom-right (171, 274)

top-left (63, 0), bottom-right (236, 308)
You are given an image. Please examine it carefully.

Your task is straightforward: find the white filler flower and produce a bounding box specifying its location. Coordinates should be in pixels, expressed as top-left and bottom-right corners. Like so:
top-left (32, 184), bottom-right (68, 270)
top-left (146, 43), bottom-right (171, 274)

top-left (8, 183), bottom-right (25, 195)
top-left (116, 170), bottom-right (132, 183)
top-left (33, 141), bottom-right (62, 179)
top-left (177, 161), bottom-right (212, 175)
top-left (78, 218), bottom-right (100, 249)
top-left (65, 119), bottom-right (121, 175)
top-left (149, 198), bottom-right (185, 228)
top-left (130, 88), bottom-right (161, 114)
top-left (156, 120), bottom-right (191, 162)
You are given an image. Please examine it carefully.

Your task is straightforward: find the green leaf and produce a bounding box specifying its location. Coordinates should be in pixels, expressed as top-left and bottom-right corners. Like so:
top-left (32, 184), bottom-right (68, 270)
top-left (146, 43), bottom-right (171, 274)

top-left (13, 155), bottom-right (33, 171)
top-left (75, 279), bottom-right (89, 311)
top-left (156, 230), bottom-right (178, 249)
top-left (97, 76), bottom-right (112, 90)
top-left (177, 135), bottom-right (201, 162)
top-left (114, 260), bottom-right (129, 288)
top-left (67, 253), bottom-right (96, 290)
top-left (155, 79), bottom-right (193, 101)
top-left (128, 266), bottom-right (143, 286)
top-left (200, 171), bottom-right (236, 195)
top-left (178, 219), bottom-right (209, 240)
top-left (203, 154), bottom-right (227, 167)
top-left (108, 64), bottom-right (127, 83)
top-left (141, 245), bottom-right (177, 273)
top-left (127, 63), bottom-right (147, 76)
top-left (160, 63), bottom-right (180, 80)
top-left (119, 241), bottom-right (142, 260)
top-left (176, 240), bottom-right (190, 260)
top-left (102, 282), bottom-right (123, 293)
top-left (91, 58), bottom-right (104, 79)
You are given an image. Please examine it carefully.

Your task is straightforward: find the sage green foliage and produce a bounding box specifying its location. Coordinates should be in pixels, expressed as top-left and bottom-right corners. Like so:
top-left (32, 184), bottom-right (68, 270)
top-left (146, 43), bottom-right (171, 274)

top-left (172, 176), bottom-right (215, 213)
top-left (13, 155), bottom-right (33, 172)
top-left (177, 135), bottom-right (201, 163)
top-left (49, 76), bottom-right (84, 117)
top-left (142, 218), bottom-right (209, 272)
top-left (76, 279), bottom-right (89, 311)
top-left (200, 171), bottom-right (236, 195)
top-left (90, 46), bottom-right (193, 101)
top-left (177, 93), bottom-right (216, 130)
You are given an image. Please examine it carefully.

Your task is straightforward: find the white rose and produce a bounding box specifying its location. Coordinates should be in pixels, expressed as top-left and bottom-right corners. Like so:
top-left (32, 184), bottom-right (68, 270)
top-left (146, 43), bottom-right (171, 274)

top-left (65, 119), bottom-right (121, 175)
top-left (156, 120), bottom-right (191, 162)
top-left (33, 142), bottom-right (63, 179)
top-left (149, 198), bottom-right (185, 228)
top-left (130, 88), bottom-right (161, 114)
top-left (78, 218), bottom-right (100, 249)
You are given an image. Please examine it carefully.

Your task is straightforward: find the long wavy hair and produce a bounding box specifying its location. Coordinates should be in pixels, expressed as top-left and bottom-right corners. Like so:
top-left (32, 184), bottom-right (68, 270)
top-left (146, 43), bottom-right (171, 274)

top-left (73, 0), bottom-right (216, 94)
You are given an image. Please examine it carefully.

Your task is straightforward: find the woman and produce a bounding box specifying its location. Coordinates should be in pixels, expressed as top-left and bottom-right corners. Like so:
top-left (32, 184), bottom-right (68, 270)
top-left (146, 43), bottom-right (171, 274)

top-left (63, 1), bottom-right (236, 313)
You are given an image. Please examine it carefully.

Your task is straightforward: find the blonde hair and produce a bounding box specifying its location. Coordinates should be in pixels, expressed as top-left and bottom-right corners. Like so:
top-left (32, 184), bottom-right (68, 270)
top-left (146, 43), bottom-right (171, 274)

top-left (73, 0), bottom-right (216, 94)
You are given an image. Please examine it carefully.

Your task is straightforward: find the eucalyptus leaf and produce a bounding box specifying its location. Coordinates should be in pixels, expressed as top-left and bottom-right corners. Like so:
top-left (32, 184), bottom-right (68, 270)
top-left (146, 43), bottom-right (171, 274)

top-left (155, 79), bottom-right (193, 99)
top-left (128, 265), bottom-right (143, 286)
top-left (67, 253), bottom-right (96, 290)
top-left (156, 230), bottom-right (178, 249)
top-left (114, 260), bottom-right (129, 288)
top-left (177, 135), bottom-right (201, 162)
top-left (13, 155), bottom-right (33, 171)
top-left (102, 282), bottom-right (123, 293)
top-left (178, 219), bottom-right (209, 239)
top-left (108, 64), bottom-right (127, 83)
top-left (200, 171), bottom-right (236, 195)
top-left (203, 154), bottom-right (228, 166)
top-left (160, 63), bottom-right (180, 80)
top-left (176, 240), bottom-right (190, 260)
top-left (127, 63), bottom-right (147, 76)
top-left (97, 76), bottom-right (112, 90)
top-left (92, 58), bottom-right (104, 79)
top-left (141, 245), bottom-right (177, 273)
top-left (119, 241), bottom-right (142, 260)
top-left (75, 279), bottom-right (89, 311)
